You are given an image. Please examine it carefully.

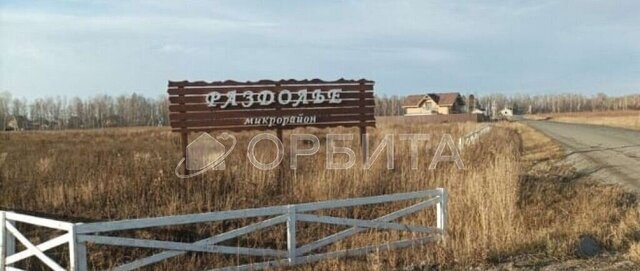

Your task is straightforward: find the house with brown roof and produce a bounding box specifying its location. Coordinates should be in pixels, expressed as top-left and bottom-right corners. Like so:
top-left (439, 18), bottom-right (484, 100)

top-left (403, 92), bottom-right (465, 115)
top-left (4, 115), bottom-right (30, 131)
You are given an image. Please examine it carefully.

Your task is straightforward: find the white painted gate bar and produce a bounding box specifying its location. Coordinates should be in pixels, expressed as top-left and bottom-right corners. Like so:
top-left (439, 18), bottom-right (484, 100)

top-left (458, 124), bottom-right (492, 150)
top-left (0, 211), bottom-right (6, 269)
top-left (0, 188), bottom-right (447, 271)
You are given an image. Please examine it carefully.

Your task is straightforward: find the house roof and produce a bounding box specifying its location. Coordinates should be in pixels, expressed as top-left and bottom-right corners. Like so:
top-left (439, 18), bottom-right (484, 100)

top-left (432, 92), bottom-right (461, 106)
top-left (403, 92), bottom-right (462, 107)
top-left (403, 95), bottom-right (427, 107)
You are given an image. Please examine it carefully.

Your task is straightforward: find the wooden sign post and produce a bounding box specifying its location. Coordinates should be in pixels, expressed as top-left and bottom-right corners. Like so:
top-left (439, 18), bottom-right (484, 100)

top-left (167, 79), bottom-right (376, 176)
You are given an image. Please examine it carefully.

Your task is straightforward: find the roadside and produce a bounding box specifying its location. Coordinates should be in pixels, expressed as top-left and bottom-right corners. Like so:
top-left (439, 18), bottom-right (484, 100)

top-left (478, 123), bottom-right (640, 270)
top-left (522, 120), bottom-right (640, 192)
top-left (525, 110), bottom-right (640, 131)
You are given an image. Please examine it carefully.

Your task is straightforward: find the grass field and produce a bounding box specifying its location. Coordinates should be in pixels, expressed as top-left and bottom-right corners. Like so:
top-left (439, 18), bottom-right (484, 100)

top-left (528, 110), bottom-right (640, 130)
top-left (0, 121), bottom-right (639, 270)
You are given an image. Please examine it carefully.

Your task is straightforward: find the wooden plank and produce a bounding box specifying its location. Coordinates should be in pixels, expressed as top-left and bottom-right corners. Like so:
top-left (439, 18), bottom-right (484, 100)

top-left (286, 206), bottom-right (297, 265)
top-left (5, 212), bottom-right (74, 231)
top-left (297, 196), bottom-right (440, 255)
top-left (294, 190), bottom-right (439, 213)
top-left (359, 82), bottom-right (368, 160)
top-left (168, 85), bottom-right (373, 95)
top-left (113, 215), bottom-right (286, 271)
top-left (69, 225), bottom-right (88, 271)
top-left (4, 223), bottom-right (65, 271)
top-left (78, 235), bottom-right (286, 258)
top-left (168, 84), bottom-right (373, 90)
top-left (0, 212), bottom-right (5, 269)
top-left (76, 206), bottom-right (289, 234)
top-left (169, 107), bottom-right (374, 121)
top-left (170, 121), bottom-right (375, 133)
top-left (168, 79), bottom-right (374, 88)
top-left (170, 120), bottom-right (376, 131)
top-left (170, 98), bottom-right (375, 110)
top-left (169, 91), bottom-right (373, 103)
top-left (5, 220), bottom-right (15, 269)
top-left (170, 115), bottom-right (375, 129)
top-left (168, 99), bottom-right (375, 112)
top-left (180, 132), bottom-right (188, 176)
top-left (436, 188), bottom-right (448, 234)
top-left (5, 233), bottom-right (70, 264)
top-left (178, 86), bottom-right (189, 176)
top-left (296, 214), bottom-right (436, 234)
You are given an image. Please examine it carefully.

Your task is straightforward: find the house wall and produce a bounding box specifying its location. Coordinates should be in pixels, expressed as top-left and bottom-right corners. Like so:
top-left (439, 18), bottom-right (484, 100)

top-left (422, 100), bottom-right (437, 111)
top-left (500, 109), bottom-right (513, 116)
top-left (437, 106), bottom-right (450, 114)
top-left (407, 105), bottom-right (454, 115)
top-left (406, 107), bottom-right (431, 115)
top-left (404, 96), bottom-right (466, 116)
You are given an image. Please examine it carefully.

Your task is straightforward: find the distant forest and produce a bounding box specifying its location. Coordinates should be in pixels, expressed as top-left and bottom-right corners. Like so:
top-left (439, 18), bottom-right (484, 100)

top-left (0, 91), bottom-right (638, 130)
top-left (375, 93), bottom-right (640, 116)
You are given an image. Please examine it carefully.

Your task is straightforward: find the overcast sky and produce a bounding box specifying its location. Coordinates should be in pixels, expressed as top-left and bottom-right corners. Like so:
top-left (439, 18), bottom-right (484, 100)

top-left (1, 0), bottom-right (639, 99)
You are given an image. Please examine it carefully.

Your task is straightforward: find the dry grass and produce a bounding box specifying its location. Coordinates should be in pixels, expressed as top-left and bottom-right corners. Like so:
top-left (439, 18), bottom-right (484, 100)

top-left (511, 123), bottom-right (640, 261)
top-left (527, 110), bottom-right (640, 130)
top-left (0, 121), bottom-right (638, 270)
top-left (628, 242), bottom-right (640, 263)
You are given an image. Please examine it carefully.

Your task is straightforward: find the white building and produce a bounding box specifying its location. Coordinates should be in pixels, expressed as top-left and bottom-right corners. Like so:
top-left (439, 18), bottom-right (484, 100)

top-left (499, 107), bottom-right (513, 117)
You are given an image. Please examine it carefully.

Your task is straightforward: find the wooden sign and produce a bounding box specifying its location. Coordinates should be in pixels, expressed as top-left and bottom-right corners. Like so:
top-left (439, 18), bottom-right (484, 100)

top-left (167, 79), bottom-right (376, 173)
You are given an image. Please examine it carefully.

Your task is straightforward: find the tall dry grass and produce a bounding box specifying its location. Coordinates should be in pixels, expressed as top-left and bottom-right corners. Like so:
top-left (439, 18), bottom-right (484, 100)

top-left (0, 121), bottom-right (638, 270)
top-left (528, 110), bottom-right (640, 130)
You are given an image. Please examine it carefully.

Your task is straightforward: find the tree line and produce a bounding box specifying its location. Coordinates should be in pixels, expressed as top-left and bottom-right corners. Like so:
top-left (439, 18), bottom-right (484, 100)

top-left (1, 91), bottom-right (638, 130)
top-left (375, 93), bottom-right (640, 116)
top-left (0, 92), bottom-right (168, 131)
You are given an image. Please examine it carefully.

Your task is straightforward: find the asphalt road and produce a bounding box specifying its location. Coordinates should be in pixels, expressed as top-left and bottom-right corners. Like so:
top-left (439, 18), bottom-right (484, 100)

top-left (523, 120), bottom-right (640, 191)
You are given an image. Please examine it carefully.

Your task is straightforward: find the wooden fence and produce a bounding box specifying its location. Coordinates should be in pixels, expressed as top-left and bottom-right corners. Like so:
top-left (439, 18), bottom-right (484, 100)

top-left (1, 189), bottom-right (447, 271)
top-left (378, 113), bottom-right (486, 125)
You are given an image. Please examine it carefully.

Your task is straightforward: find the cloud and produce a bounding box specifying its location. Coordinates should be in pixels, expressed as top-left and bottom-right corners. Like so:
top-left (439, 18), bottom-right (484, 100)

top-left (0, 0), bottom-right (638, 98)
